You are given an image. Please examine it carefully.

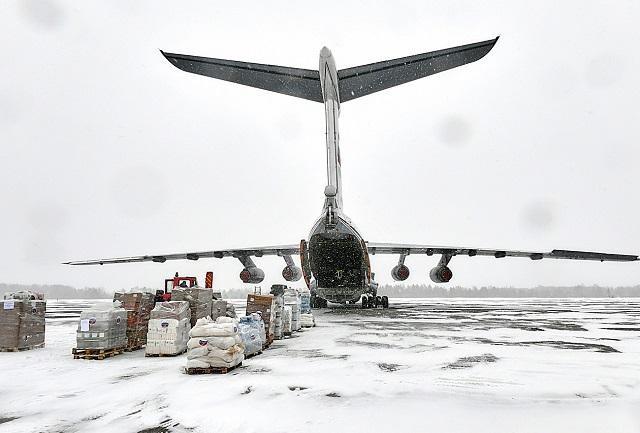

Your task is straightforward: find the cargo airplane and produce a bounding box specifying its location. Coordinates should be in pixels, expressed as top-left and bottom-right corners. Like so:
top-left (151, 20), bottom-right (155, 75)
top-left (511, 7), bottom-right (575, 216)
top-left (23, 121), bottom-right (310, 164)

top-left (65, 38), bottom-right (638, 308)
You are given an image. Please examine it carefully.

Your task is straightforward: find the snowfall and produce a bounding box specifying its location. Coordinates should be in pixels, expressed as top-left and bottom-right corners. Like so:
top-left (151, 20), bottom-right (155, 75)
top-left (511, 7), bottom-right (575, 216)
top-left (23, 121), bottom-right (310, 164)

top-left (1, 298), bottom-right (639, 433)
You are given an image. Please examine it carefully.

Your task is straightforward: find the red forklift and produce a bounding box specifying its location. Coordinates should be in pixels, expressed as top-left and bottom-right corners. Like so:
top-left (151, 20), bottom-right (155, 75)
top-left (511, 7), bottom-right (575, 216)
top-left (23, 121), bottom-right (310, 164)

top-left (155, 271), bottom-right (213, 302)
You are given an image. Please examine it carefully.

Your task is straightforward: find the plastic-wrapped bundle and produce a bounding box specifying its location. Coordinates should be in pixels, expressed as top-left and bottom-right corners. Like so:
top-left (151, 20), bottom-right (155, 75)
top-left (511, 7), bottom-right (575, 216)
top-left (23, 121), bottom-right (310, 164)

top-left (283, 288), bottom-right (301, 332)
top-left (239, 314), bottom-right (266, 353)
top-left (299, 289), bottom-right (311, 314)
top-left (282, 306), bottom-right (292, 335)
top-left (0, 299), bottom-right (46, 350)
top-left (172, 288), bottom-right (213, 327)
top-left (211, 300), bottom-right (237, 321)
top-left (300, 313), bottom-right (315, 328)
top-left (273, 294), bottom-right (284, 340)
top-left (76, 302), bottom-right (127, 350)
top-left (146, 301), bottom-right (191, 355)
top-left (185, 317), bottom-right (244, 369)
top-left (113, 292), bottom-right (155, 349)
top-left (3, 290), bottom-right (44, 301)
top-left (246, 294), bottom-right (275, 343)
top-left (239, 324), bottom-right (262, 356)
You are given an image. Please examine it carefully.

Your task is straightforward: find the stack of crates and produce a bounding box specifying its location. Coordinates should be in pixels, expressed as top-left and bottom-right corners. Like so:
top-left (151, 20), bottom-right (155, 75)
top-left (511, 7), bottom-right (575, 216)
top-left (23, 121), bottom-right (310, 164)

top-left (113, 292), bottom-right (155, 350)
top-left (76, 303), bottom-right (127, 350)
top-left (246, 294), bottom-right (276, 346)
top-left (0, 294), bottom-right (46, 351)
top-left (172, 288), bottom-right (213, 327)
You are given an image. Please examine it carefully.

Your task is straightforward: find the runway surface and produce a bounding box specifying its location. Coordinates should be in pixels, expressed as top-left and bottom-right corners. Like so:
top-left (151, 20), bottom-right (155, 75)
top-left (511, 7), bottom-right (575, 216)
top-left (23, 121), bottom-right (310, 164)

top-left (1, 298), bottom-right (639, 432)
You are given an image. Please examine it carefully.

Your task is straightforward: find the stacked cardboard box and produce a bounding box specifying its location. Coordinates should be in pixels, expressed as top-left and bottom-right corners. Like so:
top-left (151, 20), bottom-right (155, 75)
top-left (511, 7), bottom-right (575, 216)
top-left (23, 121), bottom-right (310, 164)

top-left (0, 299), bottom-right (46, 350)
top-left (211, 300), bottom-right (237, 321)
top-left (172, 288), bottom-right (213, 327)
top-left (146, 301), bottom-right (191, 356)
top-left (245, 294), bottom-right (275, 345)
top-left (76, 302), bottom-right (127, 350)
top-left (113, 292), bottom-right (155, 349)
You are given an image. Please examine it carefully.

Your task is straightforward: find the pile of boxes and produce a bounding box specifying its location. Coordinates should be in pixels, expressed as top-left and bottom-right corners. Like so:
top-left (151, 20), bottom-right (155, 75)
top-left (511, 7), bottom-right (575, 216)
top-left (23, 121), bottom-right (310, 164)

top-left (172, 288), bottom-right (213, 327)
top-left (76, 302), bottom-right (127, 351)
top-left (146, 301), bottom-right (191, 356)
top-left (113, 292), bottom-right (155, 350)
top-left (1, 292), bottom-right (46, 351)
top-left (245, 293), bottom-right (276, 347)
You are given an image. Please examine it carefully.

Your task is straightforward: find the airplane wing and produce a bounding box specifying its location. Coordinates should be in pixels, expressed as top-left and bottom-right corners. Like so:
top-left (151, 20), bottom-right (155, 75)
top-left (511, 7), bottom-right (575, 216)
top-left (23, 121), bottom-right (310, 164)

top-left (366, 242), bottom-right (638, 262)
top-left (63, 244), bottom-right (301, 266)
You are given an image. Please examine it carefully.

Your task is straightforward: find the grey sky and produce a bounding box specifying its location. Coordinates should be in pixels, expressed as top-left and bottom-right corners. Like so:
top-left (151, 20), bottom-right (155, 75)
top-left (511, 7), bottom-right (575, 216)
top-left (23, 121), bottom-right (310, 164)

top-left (1, 0), bottom-right (639, 291)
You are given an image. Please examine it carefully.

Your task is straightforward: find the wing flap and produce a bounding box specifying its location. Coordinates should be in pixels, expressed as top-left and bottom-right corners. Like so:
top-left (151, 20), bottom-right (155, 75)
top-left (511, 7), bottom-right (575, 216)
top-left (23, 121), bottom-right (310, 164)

top-left (63, 244), bottom-right (300, 266)
top-left (366, 242), bottom-right (638, 262)
top-left (161, 51), bottom-right (323, 102)
top-left (338, 37), bottom-right (499, 102)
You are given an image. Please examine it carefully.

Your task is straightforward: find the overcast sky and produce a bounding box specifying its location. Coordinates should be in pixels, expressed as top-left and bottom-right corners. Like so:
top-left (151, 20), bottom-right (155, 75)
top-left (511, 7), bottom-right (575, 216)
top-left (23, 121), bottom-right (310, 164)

top-left (1, 0), bottom-right (639, 292)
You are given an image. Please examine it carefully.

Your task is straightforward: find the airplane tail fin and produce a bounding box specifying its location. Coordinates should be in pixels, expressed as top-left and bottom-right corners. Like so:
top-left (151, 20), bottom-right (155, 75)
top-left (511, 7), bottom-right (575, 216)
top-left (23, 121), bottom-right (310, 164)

top-left (161, 37), bottom-right (498, 103)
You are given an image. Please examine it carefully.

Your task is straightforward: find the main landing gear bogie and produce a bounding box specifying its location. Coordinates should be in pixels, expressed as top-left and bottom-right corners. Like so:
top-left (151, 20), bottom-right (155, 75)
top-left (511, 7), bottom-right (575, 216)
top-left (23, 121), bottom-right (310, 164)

top-left (361, 294), bottom-right (389, 309)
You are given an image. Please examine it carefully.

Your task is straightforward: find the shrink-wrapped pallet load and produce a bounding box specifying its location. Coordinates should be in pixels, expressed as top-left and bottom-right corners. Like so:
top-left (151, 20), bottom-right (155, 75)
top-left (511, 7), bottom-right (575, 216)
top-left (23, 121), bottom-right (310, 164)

top-left (300, 288), bottom-right (311, 314)
top-left (172, 287), bottom-right (213, 327)
top-left (273, 294), bottom-right (284, 340)
top-left (146, 301), bottom-right (191, 356)
top-left (282, 305), bottom-right (292, 336)
top-left (186, 317), bottom-right (244, 369)
top-left (284, 287), bottom-right (301, 332)
top-left (113, 292), bottom-right (155, 349)
top-left (245, 294), bottom-right (276, 345)
top-left (300, 313), bottom-right (315, 328)
top-left (238, 314), bottom-right (264, 356)
top-left (76, 302), bottom-right (127, 350)
top-left (211, 300), bottom-right (237, 321)
top-left (0, 293), bottom-right (46, 351)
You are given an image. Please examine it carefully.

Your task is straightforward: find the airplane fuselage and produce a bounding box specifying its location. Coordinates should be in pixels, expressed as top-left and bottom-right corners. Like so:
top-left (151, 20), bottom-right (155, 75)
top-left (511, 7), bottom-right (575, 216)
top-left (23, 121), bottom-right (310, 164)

top-left (300, 48), bottom-right (375, 304)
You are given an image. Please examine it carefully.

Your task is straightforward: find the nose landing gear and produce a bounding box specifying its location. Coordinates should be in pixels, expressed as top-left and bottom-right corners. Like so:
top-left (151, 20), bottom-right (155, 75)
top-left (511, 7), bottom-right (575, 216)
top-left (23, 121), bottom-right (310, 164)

top-left (361, 294), bottom-right (389, 309)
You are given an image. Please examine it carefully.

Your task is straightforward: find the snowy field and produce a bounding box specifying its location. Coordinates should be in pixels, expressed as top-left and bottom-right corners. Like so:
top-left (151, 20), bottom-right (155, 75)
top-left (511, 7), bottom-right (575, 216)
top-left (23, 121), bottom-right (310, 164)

top-left (1, 298), bottom-right (640, 433)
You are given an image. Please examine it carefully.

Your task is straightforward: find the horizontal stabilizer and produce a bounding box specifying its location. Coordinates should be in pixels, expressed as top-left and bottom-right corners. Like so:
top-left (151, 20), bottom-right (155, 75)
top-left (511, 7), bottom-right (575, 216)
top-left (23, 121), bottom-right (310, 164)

top-left (161, 51), bottom-right (323, 102)
top-left (338, 37), bottom-right (499, 102)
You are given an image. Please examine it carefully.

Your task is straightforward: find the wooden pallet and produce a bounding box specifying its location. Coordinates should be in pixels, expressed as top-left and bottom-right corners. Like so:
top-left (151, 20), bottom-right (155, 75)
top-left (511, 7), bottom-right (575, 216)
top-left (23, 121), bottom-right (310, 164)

top-left (184, 362), bottom-right (242, 375)
top-left (145, 349), bottom-right (187, 358)
top-left (245, 351), bottom-right (262, 359)
top-left (124, 345), bottom-right (145, 352)
top-left (0, 343), bottom-right (44, 352)
top-left (72, 347), bottom-right (125, 360)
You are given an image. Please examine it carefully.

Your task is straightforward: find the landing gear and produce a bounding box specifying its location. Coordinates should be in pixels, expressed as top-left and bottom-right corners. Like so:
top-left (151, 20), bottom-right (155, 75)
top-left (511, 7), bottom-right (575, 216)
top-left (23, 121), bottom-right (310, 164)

top-left (361, 294), bottom-right (389, 309)
top-left (311, 295), bottom-right (328, 309)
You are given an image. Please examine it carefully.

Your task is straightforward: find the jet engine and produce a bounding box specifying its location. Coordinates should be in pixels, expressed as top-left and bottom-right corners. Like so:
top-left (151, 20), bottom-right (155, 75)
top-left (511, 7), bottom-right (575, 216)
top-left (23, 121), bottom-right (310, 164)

top-left (282, 265), bottom-right (302, 282)
top-left (239, 267), bottom-right (265, 284)
top-left (391, 264), bottom-right (410, 281)
top-left (429, 265), bottom-right (453, 283)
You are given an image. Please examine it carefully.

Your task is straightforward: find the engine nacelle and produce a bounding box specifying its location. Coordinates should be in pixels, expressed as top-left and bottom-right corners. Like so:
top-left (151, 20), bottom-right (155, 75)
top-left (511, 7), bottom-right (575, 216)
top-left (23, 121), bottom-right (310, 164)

top-left (282, 265), bottom-right (302, 282)
top-left (391, 264), bottom-right (410, 281)
top-left (429, 265), bottom-right (453, 283)
top-left (239, 267), bottom-right (265, 284)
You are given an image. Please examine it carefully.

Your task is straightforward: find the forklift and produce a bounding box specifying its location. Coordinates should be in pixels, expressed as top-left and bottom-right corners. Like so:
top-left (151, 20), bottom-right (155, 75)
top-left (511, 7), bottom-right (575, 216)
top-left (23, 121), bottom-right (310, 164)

top-left (155, 271), bottom-right (214, 303)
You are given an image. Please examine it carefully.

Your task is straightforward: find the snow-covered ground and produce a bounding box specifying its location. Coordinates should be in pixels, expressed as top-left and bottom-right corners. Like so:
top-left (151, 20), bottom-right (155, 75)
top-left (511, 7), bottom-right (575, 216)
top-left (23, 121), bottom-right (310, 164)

top-left (1, 298), bottom-right (639, 433)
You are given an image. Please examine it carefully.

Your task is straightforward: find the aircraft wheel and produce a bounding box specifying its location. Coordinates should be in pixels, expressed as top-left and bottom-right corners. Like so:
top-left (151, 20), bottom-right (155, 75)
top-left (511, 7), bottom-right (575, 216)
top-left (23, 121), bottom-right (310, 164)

top-left (361, 295), bottom-right (368, 309)
top-left (382, 296), bottom-right (389, 309)
top-left (375, 296), bottom-right (382, 308)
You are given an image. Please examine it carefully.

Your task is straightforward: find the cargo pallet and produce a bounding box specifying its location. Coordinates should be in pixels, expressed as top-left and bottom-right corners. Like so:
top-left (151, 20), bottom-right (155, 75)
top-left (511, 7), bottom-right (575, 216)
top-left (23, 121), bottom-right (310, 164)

top-left (124, 345), bottom-right (145, 352)
top-left (145, 349), bottom-right (187, 357)
top-left (184, 362), bottom-right (242, 375)
top-left (72, 347), bottom-right (125, 360)
top-left (245, 351), bottom-right (262, 359)
top-left (0, 343), bottom-right (45, 352)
